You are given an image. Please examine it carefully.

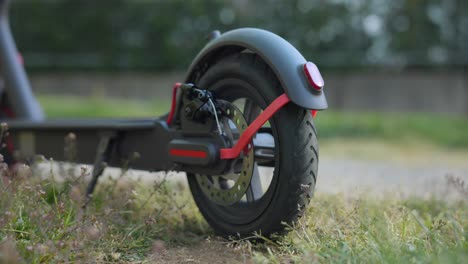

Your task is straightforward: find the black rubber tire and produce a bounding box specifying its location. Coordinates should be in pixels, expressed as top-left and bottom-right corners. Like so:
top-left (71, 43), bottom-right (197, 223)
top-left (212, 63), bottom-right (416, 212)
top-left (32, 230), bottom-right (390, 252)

top-left (187, 53), bottom-right (319, 238)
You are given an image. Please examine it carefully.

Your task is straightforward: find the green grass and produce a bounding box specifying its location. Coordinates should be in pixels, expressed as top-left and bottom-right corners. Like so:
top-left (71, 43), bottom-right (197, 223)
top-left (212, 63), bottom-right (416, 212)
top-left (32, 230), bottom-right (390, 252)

top-left (1, 94), bottom-right (460, 262)
top-left (1, 164), bottom-right (466, 263)
top-left (0, 165), bottom-right (209, 263)
top-left (38, 94), bottom-right (468, 148)
top-left (314, 111), bottom-right (468, 149)
top-left (38, 95), bottom-right (170, 118)
top-left (247, 192), bottom-right (467, 263)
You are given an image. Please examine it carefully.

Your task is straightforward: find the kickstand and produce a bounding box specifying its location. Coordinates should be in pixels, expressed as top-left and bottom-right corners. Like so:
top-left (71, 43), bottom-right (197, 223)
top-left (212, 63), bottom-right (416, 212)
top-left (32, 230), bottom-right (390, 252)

top-left (83, 132), bottom-right (116, 208)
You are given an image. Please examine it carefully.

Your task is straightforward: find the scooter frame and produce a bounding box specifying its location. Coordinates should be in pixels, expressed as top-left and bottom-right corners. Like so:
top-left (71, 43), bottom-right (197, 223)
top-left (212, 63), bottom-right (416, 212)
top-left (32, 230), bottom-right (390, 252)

top-left (0, 0), bottom-right (327, 199)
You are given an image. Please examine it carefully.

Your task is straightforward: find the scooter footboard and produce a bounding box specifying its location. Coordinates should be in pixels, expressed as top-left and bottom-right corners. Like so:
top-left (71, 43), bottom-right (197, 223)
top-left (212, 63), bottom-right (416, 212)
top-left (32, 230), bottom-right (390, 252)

top-left (6, 118), bottom-right (173, 171)
top-left (5, 117), bottom-right (233, 174)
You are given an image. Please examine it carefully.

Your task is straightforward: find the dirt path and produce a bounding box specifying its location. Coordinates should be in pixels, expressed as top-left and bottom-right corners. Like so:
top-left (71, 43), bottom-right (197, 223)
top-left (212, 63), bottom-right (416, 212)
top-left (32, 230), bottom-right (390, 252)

top-left (317, 139), bottom-right (468, 200)
top-left (148, 238), bottom-right (246, 264)
top-left (65, 139), bottom-right (466, 200)
top-left (35, 139), bottom-right (468, 200)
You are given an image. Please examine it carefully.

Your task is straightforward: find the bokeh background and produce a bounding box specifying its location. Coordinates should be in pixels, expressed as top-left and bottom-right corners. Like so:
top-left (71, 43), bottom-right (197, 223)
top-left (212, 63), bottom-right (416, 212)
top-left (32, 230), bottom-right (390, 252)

top-left (7, 0), bottom-right (468, 196)
top-left (1, 2), bottom-right (467, 262)
top-left (11, 0), bottom-right (468, 70)
top-left (10, 0), bottom-right (467, 115)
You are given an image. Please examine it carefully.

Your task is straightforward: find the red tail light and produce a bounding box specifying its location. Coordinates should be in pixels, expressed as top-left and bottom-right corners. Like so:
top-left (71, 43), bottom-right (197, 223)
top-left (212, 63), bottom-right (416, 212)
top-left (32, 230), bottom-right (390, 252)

top-left (303, 62), bottom-right (324, 91)
top-left (169, 149), bottom-right (208, 158)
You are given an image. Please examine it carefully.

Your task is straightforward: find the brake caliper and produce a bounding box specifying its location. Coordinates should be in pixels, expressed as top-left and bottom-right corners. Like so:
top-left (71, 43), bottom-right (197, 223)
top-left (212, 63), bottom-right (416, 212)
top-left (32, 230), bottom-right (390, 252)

top-left (195, 101), bottom-right (255, 205)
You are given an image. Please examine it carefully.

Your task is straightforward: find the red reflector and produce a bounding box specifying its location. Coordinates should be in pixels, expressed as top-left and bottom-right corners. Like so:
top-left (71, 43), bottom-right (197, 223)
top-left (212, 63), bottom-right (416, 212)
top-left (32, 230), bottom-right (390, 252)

top-left (311, 110), bottom-right (317, 118)
top-left (303, 62), bottom-right (324, 91)
top-left (169, 149), bottom-right (207, 158)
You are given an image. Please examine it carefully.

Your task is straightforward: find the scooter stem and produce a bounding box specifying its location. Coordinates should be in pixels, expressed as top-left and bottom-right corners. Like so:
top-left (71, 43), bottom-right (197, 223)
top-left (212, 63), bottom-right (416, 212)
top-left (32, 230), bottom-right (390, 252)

top-left (0, 0), bottom-right (44, 121)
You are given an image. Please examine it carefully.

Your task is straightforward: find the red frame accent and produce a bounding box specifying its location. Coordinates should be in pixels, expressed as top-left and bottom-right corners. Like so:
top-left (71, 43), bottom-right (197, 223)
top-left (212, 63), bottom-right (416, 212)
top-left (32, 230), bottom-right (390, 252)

top-left (311, 109), bottom-right (317, 118)
top-left (169, 149), bottom-right (208, 158)
top-left (220, 93), bottom-right (291, 159)
top-left (166, 82), bottom-right (182, 125)
top-left (165, 86), bottom-right (316, 159)
top-left (17, 53), bottom-right (24, 65)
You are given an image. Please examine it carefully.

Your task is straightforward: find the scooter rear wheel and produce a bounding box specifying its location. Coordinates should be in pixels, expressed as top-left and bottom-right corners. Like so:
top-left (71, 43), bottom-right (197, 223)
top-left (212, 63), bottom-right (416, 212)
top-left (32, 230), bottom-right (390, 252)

top-left (187, 53), bottom-right (319, 238)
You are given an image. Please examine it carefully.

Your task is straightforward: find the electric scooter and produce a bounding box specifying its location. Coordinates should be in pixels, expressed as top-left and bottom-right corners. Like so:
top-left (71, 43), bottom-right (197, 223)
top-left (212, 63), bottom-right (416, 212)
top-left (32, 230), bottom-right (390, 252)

top-left (0, 0), bottom-right (327, 237)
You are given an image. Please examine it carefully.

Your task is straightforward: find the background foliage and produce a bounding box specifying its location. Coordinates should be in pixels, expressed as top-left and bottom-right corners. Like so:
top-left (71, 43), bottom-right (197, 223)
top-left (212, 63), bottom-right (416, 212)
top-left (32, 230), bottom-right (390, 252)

top-left (9, 0), bottom-right (467, 71)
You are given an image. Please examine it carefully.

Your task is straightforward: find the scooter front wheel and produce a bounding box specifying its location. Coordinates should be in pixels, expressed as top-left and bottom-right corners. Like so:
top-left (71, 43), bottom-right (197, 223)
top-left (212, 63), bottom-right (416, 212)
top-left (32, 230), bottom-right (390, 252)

top-left (187, 53), bottom-right (319, 238)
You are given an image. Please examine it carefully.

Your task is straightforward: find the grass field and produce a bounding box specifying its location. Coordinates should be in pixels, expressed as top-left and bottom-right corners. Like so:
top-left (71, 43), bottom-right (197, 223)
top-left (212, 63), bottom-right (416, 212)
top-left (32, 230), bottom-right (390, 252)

top-left (38, 95), bottom-right (171, 119)
top-left (0, 166), bottom-right (466, 263)
top-left (0, 94), bottom-right (466, 263)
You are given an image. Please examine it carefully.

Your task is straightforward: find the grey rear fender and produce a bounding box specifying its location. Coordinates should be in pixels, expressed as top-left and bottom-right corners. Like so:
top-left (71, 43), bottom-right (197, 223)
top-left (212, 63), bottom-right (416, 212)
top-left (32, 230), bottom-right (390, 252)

top-left (185, 28), bottom-right (328, 110)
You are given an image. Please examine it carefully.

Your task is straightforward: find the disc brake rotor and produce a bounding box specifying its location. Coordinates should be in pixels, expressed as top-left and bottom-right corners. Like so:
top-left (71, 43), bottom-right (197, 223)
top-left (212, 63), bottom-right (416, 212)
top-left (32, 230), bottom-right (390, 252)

top-left (195, 103), bottom-right (254, 206)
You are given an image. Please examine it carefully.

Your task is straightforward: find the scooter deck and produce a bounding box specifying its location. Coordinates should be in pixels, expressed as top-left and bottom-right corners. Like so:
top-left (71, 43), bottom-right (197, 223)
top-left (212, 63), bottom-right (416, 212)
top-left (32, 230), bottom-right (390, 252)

top-left (4, 117), bottom-right (173, 171)
top-left (6, 118), bottom-right (162, 131)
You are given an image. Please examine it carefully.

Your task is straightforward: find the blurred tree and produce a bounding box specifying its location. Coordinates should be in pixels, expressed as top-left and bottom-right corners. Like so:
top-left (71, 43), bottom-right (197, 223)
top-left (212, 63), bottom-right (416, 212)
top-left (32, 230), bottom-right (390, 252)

top-left (8, 0), bottom-right (467, 71)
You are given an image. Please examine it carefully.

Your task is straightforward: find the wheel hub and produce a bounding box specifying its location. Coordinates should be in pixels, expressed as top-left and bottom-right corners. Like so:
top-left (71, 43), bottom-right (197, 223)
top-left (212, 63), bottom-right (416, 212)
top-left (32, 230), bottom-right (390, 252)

top-left (195, 102), bottom-right (254, 205)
